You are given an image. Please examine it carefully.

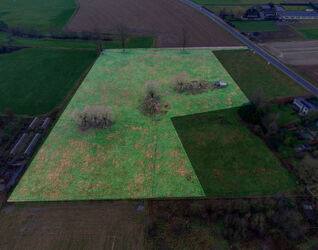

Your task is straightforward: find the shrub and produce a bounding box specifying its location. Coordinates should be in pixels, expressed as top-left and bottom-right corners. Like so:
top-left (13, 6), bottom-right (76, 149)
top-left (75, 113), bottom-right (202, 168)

top-left (173, 72), bottom-right (188, 93)
top-left (140, 81), bottom-right (162, 116)
top-left (75, 105), bottom-right (114, 129)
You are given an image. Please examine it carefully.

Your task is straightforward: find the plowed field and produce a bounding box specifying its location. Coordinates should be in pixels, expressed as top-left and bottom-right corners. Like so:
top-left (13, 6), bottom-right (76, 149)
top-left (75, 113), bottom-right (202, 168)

top-left (66, 0), bottom-right (241, 47)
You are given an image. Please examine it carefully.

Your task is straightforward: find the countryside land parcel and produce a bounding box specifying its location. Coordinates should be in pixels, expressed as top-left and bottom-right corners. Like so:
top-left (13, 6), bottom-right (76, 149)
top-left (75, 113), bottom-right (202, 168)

top-left (10, 49), bottom-right (249, 201)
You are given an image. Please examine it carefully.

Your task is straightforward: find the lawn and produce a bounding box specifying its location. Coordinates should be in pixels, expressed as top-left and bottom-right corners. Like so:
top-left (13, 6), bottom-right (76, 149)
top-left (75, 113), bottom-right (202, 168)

top-left (213, 49), bottom-right (309, 101)
top-left (231, 21), bottom-right (279, 32)
top-left (297, 29), bottom-right (318, 40)
top-left (10, 49), bottom-right (249, 201)
top-left (0, 32), bottom-right (155, 49)
top-left (0, 48), bottom-right (98, 116)
top-left (268, 104), bottom-right (299, 127)
top-left (0, 0), bottom-right (76, 31)
top-left (172, 108), bottom-right (297, 196)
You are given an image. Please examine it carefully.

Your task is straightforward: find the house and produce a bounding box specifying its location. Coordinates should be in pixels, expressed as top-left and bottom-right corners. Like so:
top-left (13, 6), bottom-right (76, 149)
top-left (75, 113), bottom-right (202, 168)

top-left (277, 11), bottom-right (318, 20)
top-left (215, 81), bottom-right (227, 87)
top-left (292, 97), bottom-right (318, 116)
top-left (294, 142), bottom-right (312, 153)
top-left (244, 8), bottom-right (261, 19)
top-left (301, 203), bottom-right (317, 220)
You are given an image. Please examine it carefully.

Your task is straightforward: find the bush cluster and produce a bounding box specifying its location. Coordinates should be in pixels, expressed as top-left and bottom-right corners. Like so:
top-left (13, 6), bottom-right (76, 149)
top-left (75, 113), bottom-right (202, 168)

top-left (75, 105), bottom-right (115, 129)
top-left (139, 80), bottom-right (162, 116)
top-left (148, 196), bottom-right (309, 247)
top-left (173, 72), bottom-right (211, 95)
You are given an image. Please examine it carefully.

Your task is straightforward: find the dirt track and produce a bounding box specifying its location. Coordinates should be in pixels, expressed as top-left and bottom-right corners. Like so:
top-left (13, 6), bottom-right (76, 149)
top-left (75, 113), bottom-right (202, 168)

top-left (66, 0), bottom-right (241, 47)
top-left (260, 40), bottom-right (318, 65)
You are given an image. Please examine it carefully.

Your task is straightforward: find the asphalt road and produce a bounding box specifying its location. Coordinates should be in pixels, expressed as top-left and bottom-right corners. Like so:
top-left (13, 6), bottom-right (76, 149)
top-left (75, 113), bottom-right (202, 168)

top-left (180, 0), bottom-right (318, 97)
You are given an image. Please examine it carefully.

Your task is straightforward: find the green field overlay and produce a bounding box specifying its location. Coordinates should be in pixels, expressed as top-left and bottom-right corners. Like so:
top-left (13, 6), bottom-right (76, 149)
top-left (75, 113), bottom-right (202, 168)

top-left (11, 49), bottom-right (253, 201)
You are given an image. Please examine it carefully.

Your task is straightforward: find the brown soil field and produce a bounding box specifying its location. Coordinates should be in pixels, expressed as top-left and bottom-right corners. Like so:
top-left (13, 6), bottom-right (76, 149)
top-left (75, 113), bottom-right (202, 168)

top-left (291, 64), bottom-right (318, 87)
top-left (260, 40), bottom-right (318, 65)
top-left (66, 0), bottom-right (241, 47)
top-left (0, 201), bottom-right (145, 250)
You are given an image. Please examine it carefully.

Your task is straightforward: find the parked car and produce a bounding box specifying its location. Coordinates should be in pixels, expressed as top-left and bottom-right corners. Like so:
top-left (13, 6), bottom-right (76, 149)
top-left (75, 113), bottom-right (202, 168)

top-left (215, 81), bottom-right (228, 87)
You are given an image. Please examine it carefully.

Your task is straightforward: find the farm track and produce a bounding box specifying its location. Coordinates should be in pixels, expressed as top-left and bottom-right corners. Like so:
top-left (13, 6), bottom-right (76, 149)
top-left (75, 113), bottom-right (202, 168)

top-left (66, 0), bottom-right (241, 48)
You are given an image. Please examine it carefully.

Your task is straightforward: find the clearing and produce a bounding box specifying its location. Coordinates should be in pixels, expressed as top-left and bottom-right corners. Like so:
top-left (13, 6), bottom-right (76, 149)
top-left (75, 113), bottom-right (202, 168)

top-left (214, 49), bottom-right (310, 101)
top-left (0, 201), bottom-right (145, 249)
top-left (66, 0), bottom-right (241, 48)
top-left (172, 108), bottom-right (297, 197)
top-left (232, 21), bottom-right (279, 33)
top-left (0, 48), bottom-right (98, 116)
top-left (10, 48), bottom-right (249, 201)
top-left (0, 0), bottom-right (76, 31)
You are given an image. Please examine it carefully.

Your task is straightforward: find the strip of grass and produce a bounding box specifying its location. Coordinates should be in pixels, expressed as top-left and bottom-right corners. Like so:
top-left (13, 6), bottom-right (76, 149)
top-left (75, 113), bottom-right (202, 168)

top-left (0, 48), bottom-right (98, 115)
top-left (172, 108), bottom-right (297, 196)
top-left (297, 29), bottom-right (318, 40)
top-left (231, 21), bottom-right (279, 32)
top-left (283, 5), bottom-right (309, 11)
top-left (10, 49), bottom-right (249, 201)
top-left (214, 49), bottom-right (309, 101)
top-left (0, 0), bottom-right (76, 31)
top-left (0, 32), bottom-right (155, 49)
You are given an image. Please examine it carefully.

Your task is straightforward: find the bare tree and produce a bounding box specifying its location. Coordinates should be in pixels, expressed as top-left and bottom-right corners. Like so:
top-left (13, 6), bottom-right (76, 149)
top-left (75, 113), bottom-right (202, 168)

top-left (116, 23), bottom-right (128, 52)
top-left (96, 40), bottom-right (104, 54)
top-left (181, 27), bottom-right (189, 51)
top-left (75, 105), bottom-right (115, 129)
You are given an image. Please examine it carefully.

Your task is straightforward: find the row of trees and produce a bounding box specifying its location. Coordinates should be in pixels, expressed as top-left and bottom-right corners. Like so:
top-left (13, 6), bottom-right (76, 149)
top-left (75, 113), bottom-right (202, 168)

top-left (75, 105), bottom-right (115, 130)
top-left (0, 21), bottom-right (113, 41)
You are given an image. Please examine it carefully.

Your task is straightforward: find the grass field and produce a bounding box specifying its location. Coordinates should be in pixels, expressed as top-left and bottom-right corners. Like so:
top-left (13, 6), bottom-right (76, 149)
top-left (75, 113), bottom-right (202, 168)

top-left (0, 48), bottom-right (98, 116)
top-left (231, 21), bottom-right (279, 32)
top-left (0, 32), bottom-right (154, 49)
top-left (214, 49), bottom-right (309, 101)
top-left (297, 29), bottom-right (318, 40)
top-left (172, 108), bottom-right (297, 196)
top-left (10, 49), bottom-right (249, 201)
top-left (0, 0), bottom-right (76, 31)
top-left (283, 5), bottom-right (309, 11)
top-left (0, 201), bottom-right (145, 249)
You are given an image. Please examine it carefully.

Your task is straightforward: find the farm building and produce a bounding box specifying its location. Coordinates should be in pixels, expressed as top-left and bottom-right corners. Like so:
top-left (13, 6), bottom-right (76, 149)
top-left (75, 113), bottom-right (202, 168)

top-left (292, 97), bottom-right (318, 116)
top-left (277, 11), bottom-right (318, 20)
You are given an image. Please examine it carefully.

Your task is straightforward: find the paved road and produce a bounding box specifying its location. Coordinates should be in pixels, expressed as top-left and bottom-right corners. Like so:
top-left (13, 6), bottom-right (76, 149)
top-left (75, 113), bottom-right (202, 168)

top-left (180, 0), bottom-right (318, 97)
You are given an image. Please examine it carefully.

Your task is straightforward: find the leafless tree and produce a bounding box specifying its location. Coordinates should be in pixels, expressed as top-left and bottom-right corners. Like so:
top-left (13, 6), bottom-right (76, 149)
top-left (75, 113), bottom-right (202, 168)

top-left (181, 27), bottom-right (189, 51)
top-left (116, 23), bottom-right (129, 52)
top-left (75, 105), bottom-right (115, 129)
top-left (96, 40), bottom-right (104, 54)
